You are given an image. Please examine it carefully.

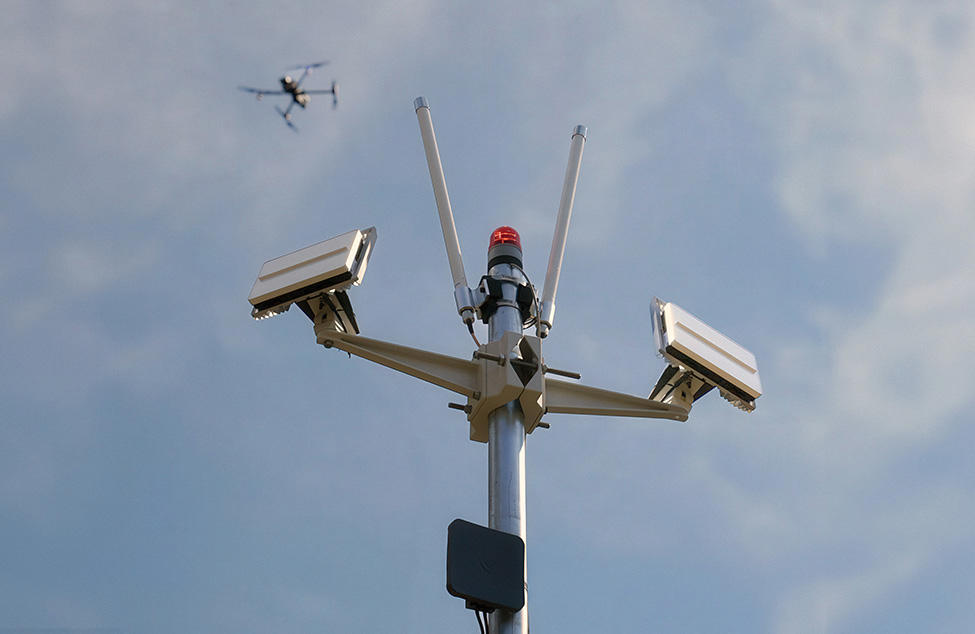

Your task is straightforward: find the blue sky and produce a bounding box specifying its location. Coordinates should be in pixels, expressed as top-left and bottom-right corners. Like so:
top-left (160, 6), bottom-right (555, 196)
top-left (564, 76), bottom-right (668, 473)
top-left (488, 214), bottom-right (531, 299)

top-left (3, 2), bottom-right (974, 632)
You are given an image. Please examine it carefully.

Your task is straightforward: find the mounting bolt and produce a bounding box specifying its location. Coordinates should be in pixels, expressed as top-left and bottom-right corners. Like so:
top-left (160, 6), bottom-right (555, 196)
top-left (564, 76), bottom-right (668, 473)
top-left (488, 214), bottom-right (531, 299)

top-left (474, 351), bottom-right (506, 365)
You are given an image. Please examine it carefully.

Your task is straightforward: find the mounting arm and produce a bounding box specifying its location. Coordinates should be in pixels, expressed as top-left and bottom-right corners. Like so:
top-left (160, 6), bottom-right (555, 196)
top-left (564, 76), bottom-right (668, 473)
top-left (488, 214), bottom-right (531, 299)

top-left (315, 328), bottom-right (689, 443)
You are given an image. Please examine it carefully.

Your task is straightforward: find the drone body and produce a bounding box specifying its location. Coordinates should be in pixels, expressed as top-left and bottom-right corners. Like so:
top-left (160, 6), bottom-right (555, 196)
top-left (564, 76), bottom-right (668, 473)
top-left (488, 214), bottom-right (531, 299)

top-left (239, 61), bottom-right (338, 131)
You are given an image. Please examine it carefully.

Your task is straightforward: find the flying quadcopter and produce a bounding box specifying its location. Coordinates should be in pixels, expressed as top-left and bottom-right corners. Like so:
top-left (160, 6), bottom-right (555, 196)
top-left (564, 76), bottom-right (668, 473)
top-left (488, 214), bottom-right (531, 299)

top-left (238, 61), bottom-right (339, 131)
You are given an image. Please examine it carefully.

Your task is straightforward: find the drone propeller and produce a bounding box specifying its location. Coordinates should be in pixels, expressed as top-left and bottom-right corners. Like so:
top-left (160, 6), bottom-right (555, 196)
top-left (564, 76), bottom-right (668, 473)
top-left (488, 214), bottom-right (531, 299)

top-left (304, 81), bottom-right (339, 108)
top-left (238, 86), bottom-right (284, 99)
top-left (287, 61), bottom-right (329, 71)
top-left (290, 61), bottom-right (328, 89)
top-left (275, 105), bottom-right (299, 132)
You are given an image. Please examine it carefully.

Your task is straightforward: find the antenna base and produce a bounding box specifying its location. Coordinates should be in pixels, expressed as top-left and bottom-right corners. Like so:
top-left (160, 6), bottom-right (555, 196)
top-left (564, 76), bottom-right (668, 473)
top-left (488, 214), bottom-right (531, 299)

top-left (475, 275), bottom-right (535, 326)
top-left (537, 300), bottom-right (555, 338)
top-left (454, 285), bottom-right (476, 324)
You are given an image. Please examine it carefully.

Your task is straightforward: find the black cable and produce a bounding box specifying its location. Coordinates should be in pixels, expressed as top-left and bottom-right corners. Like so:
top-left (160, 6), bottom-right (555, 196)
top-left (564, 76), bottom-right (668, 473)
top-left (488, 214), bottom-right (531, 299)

top-left (512, 263), bottom-right (541, 329)
top-left (474, 609), bottom-right (485, 634)
top-left (468, 321), bottom-right (481, 347)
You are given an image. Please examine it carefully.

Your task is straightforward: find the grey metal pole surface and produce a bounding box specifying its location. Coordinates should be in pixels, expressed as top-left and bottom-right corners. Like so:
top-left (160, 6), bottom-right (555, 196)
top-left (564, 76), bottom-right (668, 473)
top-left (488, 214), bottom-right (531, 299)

top-left (486, 262), bottom-right (528, 634)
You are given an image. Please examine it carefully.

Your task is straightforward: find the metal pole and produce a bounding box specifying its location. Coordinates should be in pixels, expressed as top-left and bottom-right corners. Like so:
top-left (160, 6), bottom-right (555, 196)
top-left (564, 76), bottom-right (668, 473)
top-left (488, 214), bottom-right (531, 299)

top-left (487, 262), bottom-right (528, 634)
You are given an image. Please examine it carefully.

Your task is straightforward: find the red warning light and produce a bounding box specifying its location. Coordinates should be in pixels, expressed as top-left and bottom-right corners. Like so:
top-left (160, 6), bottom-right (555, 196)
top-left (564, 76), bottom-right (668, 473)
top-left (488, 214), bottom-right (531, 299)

top-left (489, 226), bottom-right (521, 250)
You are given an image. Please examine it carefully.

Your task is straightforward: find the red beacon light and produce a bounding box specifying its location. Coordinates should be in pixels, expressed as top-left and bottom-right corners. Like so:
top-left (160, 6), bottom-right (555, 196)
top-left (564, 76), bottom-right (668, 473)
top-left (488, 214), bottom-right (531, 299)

top-left (487, 226), bottom-right (523, 270)
top-left (489, 226), bottom-right (521, 250)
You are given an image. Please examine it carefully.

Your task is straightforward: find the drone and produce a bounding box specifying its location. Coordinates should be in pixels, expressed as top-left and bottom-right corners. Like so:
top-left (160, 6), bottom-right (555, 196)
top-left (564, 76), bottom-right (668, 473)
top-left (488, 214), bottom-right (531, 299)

top-left (239, 61), bottom-right (339, 131)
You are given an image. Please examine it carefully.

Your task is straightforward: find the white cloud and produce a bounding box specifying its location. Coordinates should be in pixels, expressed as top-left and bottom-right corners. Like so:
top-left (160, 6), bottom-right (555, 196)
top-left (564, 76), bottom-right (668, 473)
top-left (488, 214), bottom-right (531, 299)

top-left (773, 550), bottom-right (923, 634)
top-left (756, 1), bottom-right (975, 243)
top-left (5, 238), bottom-right (159, 329)
top-left (712, 0), bottom-right (975, 626)
top-left (755, 0), bottom-right (975, 441)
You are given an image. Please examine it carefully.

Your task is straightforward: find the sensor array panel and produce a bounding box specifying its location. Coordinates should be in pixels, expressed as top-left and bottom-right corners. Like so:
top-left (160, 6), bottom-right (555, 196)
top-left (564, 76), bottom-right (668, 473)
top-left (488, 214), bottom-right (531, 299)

top-left (248, 229), bottom-right (370, 310)
top-left (654, 300), bottom-right (762, 402)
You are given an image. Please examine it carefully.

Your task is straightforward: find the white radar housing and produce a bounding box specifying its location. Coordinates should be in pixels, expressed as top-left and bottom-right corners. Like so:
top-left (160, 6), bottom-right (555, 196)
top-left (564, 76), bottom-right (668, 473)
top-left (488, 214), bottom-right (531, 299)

top-left (249, 227), bottom-right (376, 320)
top-left (651, 298), bottom-right (762, 410)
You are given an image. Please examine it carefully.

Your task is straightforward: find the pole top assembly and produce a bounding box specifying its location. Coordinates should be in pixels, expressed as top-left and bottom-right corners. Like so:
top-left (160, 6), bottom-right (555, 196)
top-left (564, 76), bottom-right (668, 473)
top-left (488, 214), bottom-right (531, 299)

top-left (247, 95), bottom-right (763, 634)
top-left (247, 94), bottom-right (763, 446)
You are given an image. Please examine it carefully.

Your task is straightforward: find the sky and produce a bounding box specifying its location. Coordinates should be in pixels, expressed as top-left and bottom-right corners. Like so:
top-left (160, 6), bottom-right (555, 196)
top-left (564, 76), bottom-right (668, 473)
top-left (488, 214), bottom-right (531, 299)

top-left (2, 1), bottom-right (974, 632)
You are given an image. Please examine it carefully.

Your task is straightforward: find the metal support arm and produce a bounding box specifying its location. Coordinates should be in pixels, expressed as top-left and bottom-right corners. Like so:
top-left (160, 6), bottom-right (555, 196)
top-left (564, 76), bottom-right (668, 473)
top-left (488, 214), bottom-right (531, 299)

top-left (544, 378), bottom-right (689, 421)
top-left (315, 329), bottom-right (690, 441)
top-left (317, 331), bottom-right (480, 398)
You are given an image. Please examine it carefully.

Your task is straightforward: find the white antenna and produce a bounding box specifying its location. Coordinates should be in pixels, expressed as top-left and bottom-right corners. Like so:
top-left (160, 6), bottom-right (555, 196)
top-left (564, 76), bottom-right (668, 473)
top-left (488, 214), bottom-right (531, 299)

top-left (537, 125), bottom-right (587, 338)
top-left (414, 97), bottom-right (476, 325)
